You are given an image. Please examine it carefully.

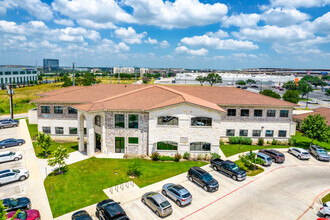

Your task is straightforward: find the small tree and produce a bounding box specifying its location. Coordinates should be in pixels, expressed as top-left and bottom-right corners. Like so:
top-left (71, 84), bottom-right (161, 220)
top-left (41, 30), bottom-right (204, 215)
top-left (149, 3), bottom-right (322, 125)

top-left (326, 89), bottom-right (330, 96)
top-left (1, 200), bottom-right (7, 220)
top-left (301, 114), bottom-right (329, 146)
top-left (246, 79), bottom-right (256, 85)
top-left (48, 146), bottom-right (69, 175)
top-left (36, 132), bottom-right (53, 157)
top-left (205, 73), bottom-right (222, 86)
top-left (283, 90), bottom-right (300, 103)
top-left (195, 75), bottom-right (206, 86)
top-left (237, 80), bottom-right (246, 85)
top-left (283, 80), bottom-right (297, 90)
top-left (298, 80), bottom-right (313, 99)
top-left (259, 89), bottom-right (281, 99)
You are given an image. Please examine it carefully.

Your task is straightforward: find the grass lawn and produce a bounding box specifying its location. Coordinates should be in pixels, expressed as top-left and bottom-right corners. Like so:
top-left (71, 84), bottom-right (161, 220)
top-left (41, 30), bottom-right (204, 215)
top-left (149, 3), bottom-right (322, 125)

top-left (234, 160), bottom-right (264, 176)
top-left (33, 142), bottom-right (78, 159)
top-left (322, 193), bottom-right (330, 203)
top-left (293, 131), bottom-right (330, 150)
top-left (26, 119), bottom-right (38, 140)
top-left (44, 157), bottom-right (207, 217)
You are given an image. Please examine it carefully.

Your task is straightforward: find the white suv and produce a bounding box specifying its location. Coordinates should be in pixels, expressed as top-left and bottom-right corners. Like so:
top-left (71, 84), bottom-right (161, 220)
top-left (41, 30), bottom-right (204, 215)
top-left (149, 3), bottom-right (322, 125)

top-left (0, 151), bottom-right (22, 163)
top-left (0, 169), bottom-right (29, 186)
top-left (320, 202), bottom-right (330, 219)
top-left (288, 147), bottom-right (310, 160)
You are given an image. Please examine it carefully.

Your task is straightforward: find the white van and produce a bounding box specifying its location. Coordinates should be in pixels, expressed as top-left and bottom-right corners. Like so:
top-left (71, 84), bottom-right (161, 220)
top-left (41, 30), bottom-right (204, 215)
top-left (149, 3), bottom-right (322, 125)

top-left (0, 151), bottom-right (22, 163)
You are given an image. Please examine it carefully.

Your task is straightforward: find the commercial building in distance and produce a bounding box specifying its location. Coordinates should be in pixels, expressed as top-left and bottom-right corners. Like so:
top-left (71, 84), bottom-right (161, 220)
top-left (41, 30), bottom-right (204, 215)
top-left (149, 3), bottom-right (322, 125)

top-left (0, 66), bottom-right (38, 87)
top-left (43, 59), bottom-right (59, 71)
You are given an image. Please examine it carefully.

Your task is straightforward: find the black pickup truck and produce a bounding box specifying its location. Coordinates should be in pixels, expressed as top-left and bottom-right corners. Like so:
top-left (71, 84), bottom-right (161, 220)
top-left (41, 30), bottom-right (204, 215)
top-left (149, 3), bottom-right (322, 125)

top-left (210, 158), bottom-right (247, 181)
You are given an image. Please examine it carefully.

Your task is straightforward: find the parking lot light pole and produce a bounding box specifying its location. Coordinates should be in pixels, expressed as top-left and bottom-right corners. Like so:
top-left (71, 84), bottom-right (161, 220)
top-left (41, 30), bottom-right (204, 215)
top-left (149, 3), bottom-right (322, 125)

top-left (7, 84), bottom-right (14, 119)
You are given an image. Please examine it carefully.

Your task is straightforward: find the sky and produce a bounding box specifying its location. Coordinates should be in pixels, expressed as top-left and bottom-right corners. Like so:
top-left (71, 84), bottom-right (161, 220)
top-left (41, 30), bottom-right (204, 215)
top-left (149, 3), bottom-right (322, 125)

top-left (0, 0), bottom-right (329, 69)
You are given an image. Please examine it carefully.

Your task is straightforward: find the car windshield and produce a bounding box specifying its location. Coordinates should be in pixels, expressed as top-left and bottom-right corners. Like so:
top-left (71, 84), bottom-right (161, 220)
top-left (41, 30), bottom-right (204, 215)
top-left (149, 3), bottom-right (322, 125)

top-left (302, 152), bottom-right (309, 155)
top-left (230, 164), bottom-right (239, 170)
top-left (202, 173), bottom-right (213, 182)
top-left (9, 199), bottom-right (18, 206)
top-left (317, 150), bottom-right (328, 154)
top-left (12, 169), bottom-right (20, 173)
top-left (160, 200), bottom-right (170, 208)
top-left (182, 193), bottom-right (191, 198)
top-left (267, 157), bottom-right (272, 161)
top-left (16, 211), bottom-right (27, 220)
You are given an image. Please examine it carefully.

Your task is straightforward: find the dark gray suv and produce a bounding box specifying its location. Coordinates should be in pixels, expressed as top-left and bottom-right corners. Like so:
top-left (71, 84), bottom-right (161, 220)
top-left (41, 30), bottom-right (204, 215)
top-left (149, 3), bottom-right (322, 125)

top-left (309, 145), bottom-right (330, 161)
top-left (187, 167), bottom-right (219, 192)
top-left (0, 119), bottom-right (19, 129)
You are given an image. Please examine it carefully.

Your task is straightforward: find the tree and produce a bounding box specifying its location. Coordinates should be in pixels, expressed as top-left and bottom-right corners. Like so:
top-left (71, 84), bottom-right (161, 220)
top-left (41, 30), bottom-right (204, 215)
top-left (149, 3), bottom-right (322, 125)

top-left (237, 80), bottom-right (246, 85)
top-left (301, 114), bottom-right (329, 145)
top-left (205, 73), bottom-right (222, 86)
top-left (259, 89), bottom-right (281, 99)
top-left (62, 78), bottom-right (73, 87)
top-left (48, 146), bottom-right (69, 175)
top-left (297, 80), bottom-right (313, 98)
top-left (322, 75), bottom-right (330, 81)
top-left (283, 90), bottom-right (300, 103)
top-left (36, 132), bottom-right (53, 157)
top-left (75, 73), bottom-right (100, 86)
top-left (195, 75), bottom-right (206, 86)
top-left (0, 200), bottom-right (6, 220)
top-left (283, 80), bottom-right (297, 90)
top-left (302, 75), bottom-right (327, 88)
top-left (246, 79), bottom-right (256, 85)
top-left (326, 89), bottom-right (330, 96)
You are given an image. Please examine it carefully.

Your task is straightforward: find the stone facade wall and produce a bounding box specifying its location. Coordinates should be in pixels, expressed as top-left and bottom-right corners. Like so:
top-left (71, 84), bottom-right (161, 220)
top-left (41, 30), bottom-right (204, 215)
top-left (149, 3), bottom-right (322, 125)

top-left (37, 103), bottom-right (78, 119)
top-left (37, 118), bottom-right (85, 137)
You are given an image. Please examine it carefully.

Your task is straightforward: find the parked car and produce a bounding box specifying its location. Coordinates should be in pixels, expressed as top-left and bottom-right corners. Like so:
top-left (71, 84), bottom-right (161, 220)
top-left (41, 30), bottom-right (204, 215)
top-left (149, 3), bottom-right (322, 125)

top-left (259, 149), bottom-right (285, 163)
top-left (309, 145), bottom-right (330, 162)
top-left (141, 192), bottom-right (172, 217)
top-left (0, 169), bottom-right (29, 186)
top-left (96, 199), bottom-right (129, 220)
top-left (242, 86), bottom-right (248, 89)
top-left (256, 152), bottom-right (272, 166)
top-left (1, 197), bottom-right (31, 212)
top-left (72, 210), bottom-right (93, 220)
top-left (211, 158), bottom-right (246, 181)
top-left (307, 99), bottom-right (319, 104)
top-left (279, 87), bottom-right (284, 91)
top-left (251, 85), bottom-right (258, 89)
top-left (319, 201), bottom-right (330, 219)
top-left (288, 147), bottom-right (310, 160)
top-left (0, 151), bottom-right (22, 163)
top-left (6, 209), bottom-right (40, 220)
top-left (0, 119), bottom-right (19, 129)
top-left (162, 183), bottom-right (192, 206)
top-left (0, 138), bottom-right (25, 149)
top-left (187, 167), bottom-right (219, 192)
top-left (236, 86), bottom-right (241, 88)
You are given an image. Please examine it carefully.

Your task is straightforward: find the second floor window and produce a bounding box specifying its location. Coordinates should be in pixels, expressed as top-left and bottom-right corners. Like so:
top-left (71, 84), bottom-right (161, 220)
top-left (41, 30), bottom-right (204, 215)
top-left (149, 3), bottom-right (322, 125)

top-left (54, 106), bottom-right (63, 114)
top-left (280, 110), bottom-right (289, 117)
top-left (267, 110), bottom-right (276, 117)
top-left (241, 109), bottom-right (249, 117)
top-left (254, 109), bottom-right (263, 117)
top-left (95, 115), bottom-right (101, 126)
top-left (129, 114), bottom-right (139, 129)
top-left (41, 106), bottom-right (50, 113)
top-left (191, 117), bottom-right (212, 126)
top-left (157, 116), bottom-right (178, 126)
top-left (115, 114), bottom-right (125, 128)
top-left (68, 107), bottom-right (77, 114)
top-left (227, 109), bottom-right (236, 116)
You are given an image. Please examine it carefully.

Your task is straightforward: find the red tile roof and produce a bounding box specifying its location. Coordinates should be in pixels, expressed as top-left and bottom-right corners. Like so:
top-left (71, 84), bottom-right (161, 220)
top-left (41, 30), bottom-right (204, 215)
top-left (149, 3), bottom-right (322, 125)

top-left (293, 107), bottom-right (330, 126)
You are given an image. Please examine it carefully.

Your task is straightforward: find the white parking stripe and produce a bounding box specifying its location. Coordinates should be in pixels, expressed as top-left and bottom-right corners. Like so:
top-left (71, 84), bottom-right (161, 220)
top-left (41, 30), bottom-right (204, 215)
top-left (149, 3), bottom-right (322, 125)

top-left (192, 201), bottom-right (202, 208)
top-left (137, 201), bottom-right (158, 220)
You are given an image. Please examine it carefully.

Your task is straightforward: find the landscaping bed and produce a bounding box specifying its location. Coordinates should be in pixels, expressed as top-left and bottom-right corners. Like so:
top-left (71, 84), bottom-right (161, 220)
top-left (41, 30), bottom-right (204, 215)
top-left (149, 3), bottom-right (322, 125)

top-left (322, 193), bottom-right (330, 203)
top-left (44, 157), bottom-right (207, 217)
top-left (234, 160), bottom-right (264, 176)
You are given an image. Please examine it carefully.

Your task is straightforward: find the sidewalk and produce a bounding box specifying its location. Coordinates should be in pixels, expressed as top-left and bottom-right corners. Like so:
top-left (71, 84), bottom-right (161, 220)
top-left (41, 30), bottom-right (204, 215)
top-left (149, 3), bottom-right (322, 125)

top-left (0, 113), bottom-right (28, 119)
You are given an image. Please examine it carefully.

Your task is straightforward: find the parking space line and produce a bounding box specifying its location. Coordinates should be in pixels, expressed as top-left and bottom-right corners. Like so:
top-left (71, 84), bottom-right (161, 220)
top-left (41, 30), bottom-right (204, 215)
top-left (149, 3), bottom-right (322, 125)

top-left (137, 201), bottom-right (158, 220)
top-left (192, 201), bottom-right (201, 208)
top-left (186, 181), bottom-right (217, 200)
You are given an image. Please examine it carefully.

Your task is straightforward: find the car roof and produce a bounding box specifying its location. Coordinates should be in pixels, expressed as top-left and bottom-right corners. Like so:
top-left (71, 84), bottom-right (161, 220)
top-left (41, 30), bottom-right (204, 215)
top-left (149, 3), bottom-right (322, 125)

top-left (257, 152), bottom-right (270, 158)
top-left (190, 166), bottom-right (207, 174)
top-left (150, 193), bottom-right (167, 203)
top-left (0, 169), bottom-right (11, 174)
top-left (0, 151), bottom-right (11, 155)
top-left (267, 149), bottom-right (282, 154)
top-left (293, 147), bottom-right (308, 152)
top-left (313, 145), bottom-right (324, 150)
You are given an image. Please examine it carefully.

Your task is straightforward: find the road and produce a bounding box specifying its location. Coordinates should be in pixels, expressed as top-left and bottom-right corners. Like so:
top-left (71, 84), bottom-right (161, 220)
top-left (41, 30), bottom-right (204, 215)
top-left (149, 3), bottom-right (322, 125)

top-left (0, 113), bottom-right (28, 120)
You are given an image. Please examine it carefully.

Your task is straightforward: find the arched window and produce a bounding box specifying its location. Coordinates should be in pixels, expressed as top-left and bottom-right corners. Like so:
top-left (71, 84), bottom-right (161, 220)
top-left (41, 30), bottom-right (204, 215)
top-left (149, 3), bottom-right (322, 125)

top-left (190, 142), bottom-right (211, 151)
top-left (157, 116), bottom-right (178, 125)
top-left (191, 117), bottom-right (212, 126)
top-left (95, 115), bottom-right (101, 126)
top-left (157, 141), bottom-right (178, 151)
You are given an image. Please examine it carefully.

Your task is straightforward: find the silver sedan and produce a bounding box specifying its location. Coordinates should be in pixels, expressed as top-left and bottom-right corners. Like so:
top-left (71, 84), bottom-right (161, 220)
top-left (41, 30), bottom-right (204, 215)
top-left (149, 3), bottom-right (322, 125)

top-left (162, 183), bottom-right (192, 206)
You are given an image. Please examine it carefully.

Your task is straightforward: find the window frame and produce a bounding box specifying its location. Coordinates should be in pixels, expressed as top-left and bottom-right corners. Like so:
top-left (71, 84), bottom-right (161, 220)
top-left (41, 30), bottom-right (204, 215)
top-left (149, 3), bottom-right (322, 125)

top-left (128, 137), bottom-right (139, 144)
top-left (191, 117), bottom-right (212, 127)
top-left (157, 141), bottom-right (178, 151)
top-left (267, 110), bottom-right (276, 117)
top-left (190, 142), bottom-right (211, 152)
top-left (254, 109), bottom-right (263, 117)
top-left (239, 129), bottom-right (248, 137)
top-left (114, 114), bottom-right (125, 128)
top-left (42, 127), bottom-right (51, 134)
top-left (54, 106), bottom-right (63, 114)
top-left (278, 130), bottom-right (287, 137)
top-left (252, 130), bottom-right (261, 137)
top-left (226, 129), bottom-right (235, 136)
top-left (68, 107), bottom-right (77, 114)
top-left (265, 130), bottom-right (274, 137)
top-left (69, 127), bottom-right (77, 134)
top-left (227, 109), bottom-right (236, 116)
top-left (241, 109), bottom-right (250, 117)
top-left (157, 116), bottom-right (179, 126)
top-left (280, 110), bottom-right (289, 117)
top-left (55, 127), bottom-right (64, 134)
top-left (95, 115), bottom-right (101, 126)
top-left (41, 106), bottom-right (50, 114)
top-left (128, 114), bottom-right (139, 129)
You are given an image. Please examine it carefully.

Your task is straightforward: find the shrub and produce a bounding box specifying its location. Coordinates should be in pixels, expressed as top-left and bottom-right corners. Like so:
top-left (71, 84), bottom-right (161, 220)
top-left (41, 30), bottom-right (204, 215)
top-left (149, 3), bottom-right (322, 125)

top-left (210, 152), bottom-right (221, 159)
top-left (229, 137), bottom-right (252, 145)
top-left (288, 138), bottom-right (296, 146)
top-left (272, 139), bottom-right (277, 145)
top-left (258, 138), bottom-right (264, 146)
top-left (220, 140), bottom-right (225, 146)
top-left (127, 159), bottom-right (142, 177)
top-left (266, 140), bottom-right (271, 144)
top-left (242, 137), bottom-right (252, 145)
top-left (197, 154), bottom-right (203, 161)
top-left (150, 152), bottom-right (160, 161)
top-left (229, 137), bottom-right (241, 144)
top-left (203, 154), bottom-right (210, 161)
top-left (159, 156), bottom-right (174, 161)
top-left (174, 153), bottom-right (182, 162)
top-left (183, 152), bottom-right (190, 160)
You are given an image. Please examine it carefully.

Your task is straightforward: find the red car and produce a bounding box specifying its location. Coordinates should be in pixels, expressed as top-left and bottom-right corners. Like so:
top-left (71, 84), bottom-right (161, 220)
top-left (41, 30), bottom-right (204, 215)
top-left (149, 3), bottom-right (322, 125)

top-left (7, 209), bottom-right (40, 220)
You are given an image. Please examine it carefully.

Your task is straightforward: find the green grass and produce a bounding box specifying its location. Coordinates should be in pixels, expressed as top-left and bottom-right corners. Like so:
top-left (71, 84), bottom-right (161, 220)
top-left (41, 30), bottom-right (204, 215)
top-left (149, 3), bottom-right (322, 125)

top-left (44, 157), bottom-right (207, 217)
top-left (26, 119), bottom-right (38, 140)
top-left (300, 98), bottom-right (312, 101)
top-left (234, 160), bottom-right (264, 176)
top-left (322, 193), bottom-right (330, 203)
top-left (33, 142), bottom-right (78, 159)
top-left (293, 131), bottom-right (330, 150)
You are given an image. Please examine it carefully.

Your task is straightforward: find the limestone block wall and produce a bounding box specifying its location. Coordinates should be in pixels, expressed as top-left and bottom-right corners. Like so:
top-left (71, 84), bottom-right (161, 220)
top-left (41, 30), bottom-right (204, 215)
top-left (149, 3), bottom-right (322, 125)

top-left (37, 103), bottom-right (78, 119)
top-left (37, 118), bottom-right (85, 137)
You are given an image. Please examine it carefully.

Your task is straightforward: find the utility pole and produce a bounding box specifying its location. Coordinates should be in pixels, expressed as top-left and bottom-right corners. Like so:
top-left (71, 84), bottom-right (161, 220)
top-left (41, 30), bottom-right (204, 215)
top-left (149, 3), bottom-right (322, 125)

top-left (118, 72), bottom-right (120, 84)
top-left (135, 72), bottom-right (137, 84)
top-left (7, 84), bottom-right (14, 119)
top-left (72, 62), bottom-right (75, 86)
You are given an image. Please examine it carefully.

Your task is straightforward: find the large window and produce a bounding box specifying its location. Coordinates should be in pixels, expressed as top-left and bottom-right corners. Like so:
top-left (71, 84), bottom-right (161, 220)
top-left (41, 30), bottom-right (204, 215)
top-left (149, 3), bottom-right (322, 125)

top-left (129, 114), bottom-right (139, 129)
top-left (95, 115), bottom-right (101, 126)
top-left (5, 71), bottom-right (11, 75)
top-left (42, 127), bottom-right (51, 134)
top-left (68, 107), bottom-right (77, 114)
top-left (278, 130), bottom-right (287, 137)
top-left (265, 130), bottom-right (274, 137)
top-left (252, 130), bottom-right (261, 137)
top-left (115, 114), bottom-right (125, 128)
top-left (226, 129), bottom-right (235, 136)
top-left (55, 127), bottom-right (63, 134)
top-left (54, 106), bottom-right (63, 114)
top-left (190, 142), bottom-right (211, 151)
top-left (20, 71), bottom-right (25, 75)
top-left (0, 72), bottom-right (3, 75)
top-left (128, 137), bottom-right (139, 144)
top-left (191, 117), bottom-right (212, 126)
top-left (280, 110), bottom-right (289, 117)
top-left (157, 141), bottom-right (178, 151)
top-left (227, 109), bottom-right (236, 116)
top-left (254, 109), bottom-right (263, 117)
top-left (240, 130), bottom-right (248, 136)
top-left (41, 106), bottom-right (50, 113)
top-left (157, 116), bottom-right (178, 126)
top-left (13, 71), bottom-right (18, 75)
top-left (69, 127), bottom-right (77, 134)
top-left (241, 109), bottom-right (249, 117)
top-left (267, 110), bottom-right (276, 117)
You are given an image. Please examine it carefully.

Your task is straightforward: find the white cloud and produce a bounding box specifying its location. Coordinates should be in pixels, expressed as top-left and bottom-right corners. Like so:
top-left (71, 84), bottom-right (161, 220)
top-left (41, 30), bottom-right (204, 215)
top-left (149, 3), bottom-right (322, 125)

top-left (222, 13), bottom-right (260, 28)
top-left (159, 40), bottom-right (170, 48)
top-left (77, 19), bottom-right (117, 29)
top-left (0, 0), bottom-right (17, 15)
top-left (306, 12), bottom-right (330, 34)
top-left (261, 8), bottom-right (310, 26)
top-left (54, 19), bottom-right (74, 26)
top-left (268, 0), bottom-right (330, 8)
top-left (180, 35), bottom-right (259, 50)
top-left (114, 27), bottom-right (146, 44)
top-left (205, 29), bottom-right (228, 38)
top-left (232, 53), bottom-right (257, 58)
top-left (144, 37), bottom-right (158, 44)
top-left (175, 46), bottom-right (208, 56)
top-left (97, 39), bottom-right (130, 53)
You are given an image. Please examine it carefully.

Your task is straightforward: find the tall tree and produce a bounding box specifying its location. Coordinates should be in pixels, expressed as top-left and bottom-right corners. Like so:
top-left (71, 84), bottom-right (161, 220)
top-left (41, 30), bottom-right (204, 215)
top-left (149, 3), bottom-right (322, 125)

top-left (195, 75), bottom-right (206, 86)
top-left (297, 80), bottom-right (313, 98)
top-left (283, 90), bottom-right (300, 103)
top-left (36, 132), bottom-right (53, 157)
top-left (283, 80), bottom-right (297, 90)
top-left (205, 73), bottom-right (222, 86)
top-left (259, 89), bottom-right (281, 99)
top-left (48, 146), bottom-right (69, 175)
top-left (246, 79), bottom-right (256, 85)
top-left (326, 89), bottom-right (330, 96)
top-left (301, 114), bottom-right (329, 145)
top-left (237, 80), bottom-right (246, 85)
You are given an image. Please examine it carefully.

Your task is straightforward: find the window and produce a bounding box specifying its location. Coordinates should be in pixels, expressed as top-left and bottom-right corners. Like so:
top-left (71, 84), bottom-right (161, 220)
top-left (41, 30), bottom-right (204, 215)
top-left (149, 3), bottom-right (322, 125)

top-left (267, 110), bottom-right (276, 117)
top-left (129, 114), bottom-right (139, 129)
top-left (20, 71), bottom-right (25, 75)
top-left (42, 127), bottom-right (51, 134)
top-left (190, 142), bottom-right (211, 151)
top-left (32, 71), bottom-right (37, 74)
top-left (5, 71), bottom-right (11, 75)
top-left (128, 137), bottom-right (138, 144)
top-left (115, 114), bottom-right (125, 128)
top-left (69, 127), bottom-right (77, 134)
top-left (278, 130), bottom-right (287, 137)
top-left (265, 130), bottom-right (274, 137)
top-left (227, 109), bottom-right (236, 116)
top-left (54, 106), bottom-right (63, 114)
top-left (191, 117), bottom-right (212, 126)
top-left (280, 110), bottom-right (289, 117)
top-left (68, 107), bottom-right (77, 114)
top-left (95, 115), bottom-right (101, 126)
top-left (157, 116), bottom-right (178, 126)
top-left (240, 130), bottom-right (248, 136)
top-left (157, 141), bottom-right (178, 150)
top-left (41, 106), bottom-right (50, 113)
top-left (226, 129), bottom-right (235, 136)
top-left (0, 72), bottom-right (2, 75)
top-left (55, 127), bottom-right (63, 134)
top-left (13, 71), bottom-right (18, 75)
top-left (254, 110), bottom-right (263, 117)
top-left (84, 128), bottom-right (87, 134)
top-left (26, 71), bottom-right (31, 74)
top-left (252, 130), bottom-right (261, 137)
top-left (241, 109), bottom-right (249, 117)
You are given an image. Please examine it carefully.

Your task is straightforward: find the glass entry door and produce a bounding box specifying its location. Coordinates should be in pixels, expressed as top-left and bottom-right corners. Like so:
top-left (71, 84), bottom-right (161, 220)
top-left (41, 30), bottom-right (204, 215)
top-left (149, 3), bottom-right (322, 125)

top-left (115, 137), bottom-right (125, 153)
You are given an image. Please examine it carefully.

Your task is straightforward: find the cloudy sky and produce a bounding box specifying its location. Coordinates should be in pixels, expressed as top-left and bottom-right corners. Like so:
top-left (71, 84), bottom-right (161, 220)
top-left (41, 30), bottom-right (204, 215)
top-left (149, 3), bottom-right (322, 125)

top-left (0, 0), bottom-right (329, 69)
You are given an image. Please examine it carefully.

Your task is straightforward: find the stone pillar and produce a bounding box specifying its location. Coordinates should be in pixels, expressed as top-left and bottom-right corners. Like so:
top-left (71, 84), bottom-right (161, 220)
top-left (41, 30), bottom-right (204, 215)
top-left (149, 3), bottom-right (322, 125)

top-left (101, 113), bottom-right (107, 154)
top-left (86, 114), bottom-right (95, 157)
top-left (77, 112), bottom-right (85, 152)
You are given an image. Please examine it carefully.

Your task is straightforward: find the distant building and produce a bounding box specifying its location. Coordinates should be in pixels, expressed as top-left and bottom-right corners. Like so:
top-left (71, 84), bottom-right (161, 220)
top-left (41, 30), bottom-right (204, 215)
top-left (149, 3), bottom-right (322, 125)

top-left (113, 67), bottom-right (135, 74)
top-left (139, 68), bottom-right (149, 77)
top-left (0, 66), bottom-right (38, 87)
top-left (43, 59), bottom-right (59, 71)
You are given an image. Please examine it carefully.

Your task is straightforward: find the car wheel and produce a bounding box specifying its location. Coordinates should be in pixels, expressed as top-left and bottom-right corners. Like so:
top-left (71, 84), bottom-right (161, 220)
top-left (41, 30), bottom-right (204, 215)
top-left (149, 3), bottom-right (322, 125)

top-left (288, 150), bottom-right (291, 154)
top-left (141, 198), bottom-right (146, 204)
top-left (325, 215), bottom-right (330, 219)
top-left (213, 165), bottom-right (218, 171)
top-left (232, 175), bottom-right (237, 180)
top-left (272, 158), bottom-right (275, 163)
top-left (1, 146), bottom-right (5, 149)
top-left (317, 156), bottom-right (320, 160)
top-left (188, 176), bottom-right (193, 182)
top-left (162, 190), bottom-right (167, 196)
top-left (155, 211), bottom-right (160, 217)
top-left (176, 200), bottom-right (181, 207)
top-left (18, 142), bottom-right (22, 146)
top-left (298, 155), bottom-right (301, 160)
top-left (203, 185), bottom-right (208, 191)
top-left (14, 157), bottom-right (19, 161)
top-left (19, 176), bottom-right (26, 181)
top-left (15, 124), bottom-right (18, 127)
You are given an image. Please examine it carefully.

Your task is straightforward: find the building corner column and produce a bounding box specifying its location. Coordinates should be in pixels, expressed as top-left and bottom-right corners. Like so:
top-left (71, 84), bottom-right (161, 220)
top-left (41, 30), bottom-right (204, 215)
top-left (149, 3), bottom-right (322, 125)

top-left (77, 111), bottom-right (85, 152)
top-left (86, 113), bottom-right (95, 157)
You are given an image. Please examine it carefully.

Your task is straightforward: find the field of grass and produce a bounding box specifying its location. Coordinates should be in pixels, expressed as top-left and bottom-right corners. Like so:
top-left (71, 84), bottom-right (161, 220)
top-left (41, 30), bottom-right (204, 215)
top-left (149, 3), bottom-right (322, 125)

top-left (322, 193), bottom-right (330, 203)
top-left (44, 157), bottom-right (207, 217)
top-left (234, 160), bottom-right (264, 176)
